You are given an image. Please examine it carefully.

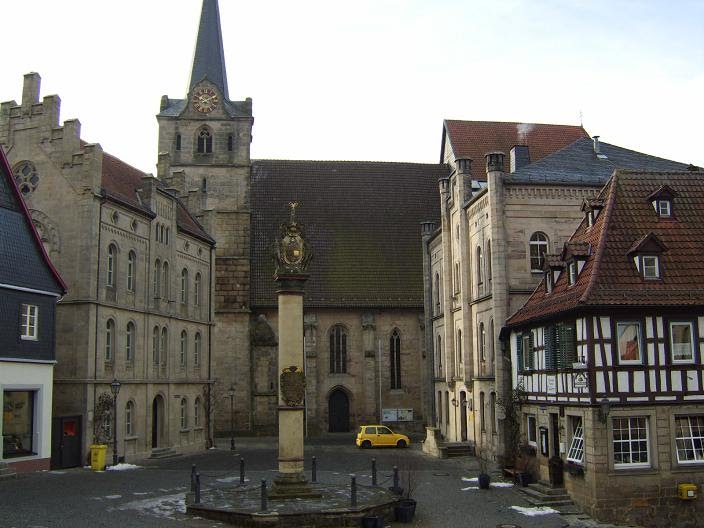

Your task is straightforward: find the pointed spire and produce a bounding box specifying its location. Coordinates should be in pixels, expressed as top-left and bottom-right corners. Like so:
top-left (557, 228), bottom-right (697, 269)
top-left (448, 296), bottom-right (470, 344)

top-left (190, 0), bottom-right (229, 99)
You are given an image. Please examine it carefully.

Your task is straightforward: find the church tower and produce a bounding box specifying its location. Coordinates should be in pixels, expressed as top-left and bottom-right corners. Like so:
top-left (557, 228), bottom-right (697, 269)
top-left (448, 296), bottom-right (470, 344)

top-left (156, 0), bottom-right (253, 434)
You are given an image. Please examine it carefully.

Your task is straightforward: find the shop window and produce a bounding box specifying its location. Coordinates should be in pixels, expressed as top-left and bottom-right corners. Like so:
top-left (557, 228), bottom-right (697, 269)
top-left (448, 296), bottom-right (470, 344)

top-left (612, 416), bottom-right (650, 469)
top-left (2, 391), bottom-right (35, 458)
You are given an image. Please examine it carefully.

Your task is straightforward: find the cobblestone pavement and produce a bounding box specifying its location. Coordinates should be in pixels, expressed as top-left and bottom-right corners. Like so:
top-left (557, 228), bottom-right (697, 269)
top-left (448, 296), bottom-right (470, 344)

top-left (0, 435), bottom-right (640, 528)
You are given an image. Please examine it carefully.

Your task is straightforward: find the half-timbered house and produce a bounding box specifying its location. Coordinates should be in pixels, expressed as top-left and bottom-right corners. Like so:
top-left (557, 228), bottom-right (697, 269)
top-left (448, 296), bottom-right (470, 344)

top-left (506, 169), bottom-right (704, 527)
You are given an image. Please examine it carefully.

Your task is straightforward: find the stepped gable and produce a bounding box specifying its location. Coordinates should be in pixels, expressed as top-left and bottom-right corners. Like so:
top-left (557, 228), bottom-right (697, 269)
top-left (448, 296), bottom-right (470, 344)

top-left (442, 120), bottom-right (588, 182)
top-left (101, 152), bottom-right (213, 243)
top-left (0, 147), bottom-right (66, 294)
top-left (508, 170), bottom-right (704, 326)
top-left (507, 136), bottom-right (690, 186)
top-left (251, 160), bottom-right (448, 308)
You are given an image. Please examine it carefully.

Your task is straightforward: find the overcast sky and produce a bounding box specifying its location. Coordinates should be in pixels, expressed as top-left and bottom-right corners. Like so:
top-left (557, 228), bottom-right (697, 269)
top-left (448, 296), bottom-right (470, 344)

top-left (1, 0), bottom-right (702, 173)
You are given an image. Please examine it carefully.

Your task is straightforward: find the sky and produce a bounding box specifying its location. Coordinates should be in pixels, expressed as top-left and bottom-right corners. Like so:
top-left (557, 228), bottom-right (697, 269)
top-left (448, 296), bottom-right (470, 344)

top-left (1, 0), bottom-right (702, 173)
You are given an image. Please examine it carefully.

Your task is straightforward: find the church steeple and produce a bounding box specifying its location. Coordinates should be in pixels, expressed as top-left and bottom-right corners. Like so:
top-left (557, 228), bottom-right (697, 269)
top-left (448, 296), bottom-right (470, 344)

top-left (190, 0), bottom-right (229, 100)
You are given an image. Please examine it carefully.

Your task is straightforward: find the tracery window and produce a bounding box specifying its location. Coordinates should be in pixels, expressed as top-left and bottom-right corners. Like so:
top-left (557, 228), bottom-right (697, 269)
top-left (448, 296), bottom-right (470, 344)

top-left (13, 161), bottom-right (39, 195)
top-left (329, 325), bottom-right (347, 374)
top-left (390, 329), bottom-right (401, 389)
top-left (197, 128), bottom-right (213, 154)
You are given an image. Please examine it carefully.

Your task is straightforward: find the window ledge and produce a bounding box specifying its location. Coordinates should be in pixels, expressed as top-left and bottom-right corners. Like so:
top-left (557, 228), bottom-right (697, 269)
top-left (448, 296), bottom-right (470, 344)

top-left (180, 428), bottom-right (191, 433)
top-left (194, 427), bottom-right (204, 431)
top-left (671, 464), bottom-right (704, 473)
top-left (124, 436), bottom-right (139, 441)
top-left (608, 467), bottom-right (658, 476)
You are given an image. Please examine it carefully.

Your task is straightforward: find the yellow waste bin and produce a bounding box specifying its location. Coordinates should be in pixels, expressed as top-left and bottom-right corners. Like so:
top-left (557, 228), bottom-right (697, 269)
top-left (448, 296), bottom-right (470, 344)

top-left (90, 444), bottom-right (107, 471)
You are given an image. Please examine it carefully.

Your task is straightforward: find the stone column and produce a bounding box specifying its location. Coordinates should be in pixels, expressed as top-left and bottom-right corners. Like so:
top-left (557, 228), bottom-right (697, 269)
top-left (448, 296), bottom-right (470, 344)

top-left (269, 203), bottom-right (319, 499)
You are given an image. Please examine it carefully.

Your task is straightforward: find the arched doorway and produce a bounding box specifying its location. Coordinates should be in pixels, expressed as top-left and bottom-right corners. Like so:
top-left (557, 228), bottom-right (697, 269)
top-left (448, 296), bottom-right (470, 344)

top-left (328, 389), bottom-right (350, 432)
top-left (460, 391), bottom-right (468, 441)
top-left (151, 395), bottom-right (164, 448)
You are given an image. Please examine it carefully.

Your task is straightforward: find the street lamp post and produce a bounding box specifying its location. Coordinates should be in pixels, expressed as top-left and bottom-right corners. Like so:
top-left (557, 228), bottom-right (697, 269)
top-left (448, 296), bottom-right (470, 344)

top-left (228, 385), bottom-right (235, 450)
top-left (110, 378), bottom-right (121, 466)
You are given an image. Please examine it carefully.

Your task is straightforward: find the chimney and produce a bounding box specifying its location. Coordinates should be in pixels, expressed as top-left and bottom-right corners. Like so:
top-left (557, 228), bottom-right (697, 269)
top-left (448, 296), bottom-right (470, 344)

top-left (485, 151), bottom-right (505, 174)
top-left (455, 158), bottom-right (472, 175)
top-left (593, 135), bottom-right (608, 159)
top-left (510, 145), bottom-right (530, 173)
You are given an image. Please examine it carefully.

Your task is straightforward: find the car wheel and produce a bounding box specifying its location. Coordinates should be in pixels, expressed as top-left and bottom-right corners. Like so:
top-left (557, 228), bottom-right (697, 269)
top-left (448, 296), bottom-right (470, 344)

top-left (361, 440), bottom-right (372, 449)
top-left (397, 439), bottom-right (407, 448)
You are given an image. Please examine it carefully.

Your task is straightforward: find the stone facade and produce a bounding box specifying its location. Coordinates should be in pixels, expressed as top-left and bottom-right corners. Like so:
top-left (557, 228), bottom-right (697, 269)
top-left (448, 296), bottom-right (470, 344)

top-left (0, 73), bottom-right (215, 462)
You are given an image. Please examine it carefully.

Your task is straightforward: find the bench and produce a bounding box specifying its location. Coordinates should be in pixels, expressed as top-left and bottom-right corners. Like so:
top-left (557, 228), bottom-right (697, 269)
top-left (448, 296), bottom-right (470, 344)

top-left (502, 456), bottom-right (530, 485)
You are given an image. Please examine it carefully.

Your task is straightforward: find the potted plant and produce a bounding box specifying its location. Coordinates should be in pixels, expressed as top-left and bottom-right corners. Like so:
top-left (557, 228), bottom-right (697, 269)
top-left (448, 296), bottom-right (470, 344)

top-left (477, 448), bottom-right (491, 490)
top-left (393, 460), bottom-right (417, 523)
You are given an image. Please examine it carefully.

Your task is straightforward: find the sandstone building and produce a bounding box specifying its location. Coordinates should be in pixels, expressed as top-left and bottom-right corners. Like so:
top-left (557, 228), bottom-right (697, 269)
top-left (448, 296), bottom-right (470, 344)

top-left (0, 73), bottom-right (215, 463)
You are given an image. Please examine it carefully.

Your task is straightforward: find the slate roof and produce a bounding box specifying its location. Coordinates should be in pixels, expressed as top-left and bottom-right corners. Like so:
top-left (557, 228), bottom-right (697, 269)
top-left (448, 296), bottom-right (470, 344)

top-left (101, 152), bottom-right (214, 244)
top-left (442, 120), bottom-right (588, 181)
top-left (0, 148), bottom-right (66, 294)
top-left (250, 160), bottom-right (448, 308)
top-left (507, 170), bottom-right (704, 327)
top-left (507, 137), bottom-right (691, 186)
top-left (190, 0), bottom-right (229, 99)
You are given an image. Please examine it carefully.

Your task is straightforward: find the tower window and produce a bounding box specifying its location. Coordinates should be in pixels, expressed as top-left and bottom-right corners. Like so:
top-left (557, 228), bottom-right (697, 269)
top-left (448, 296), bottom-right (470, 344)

top-left (227, 134), bottom-right (234, 151)
top-left (197, 128), bottom-right (213, 153)
top-left (176, 134), bottom-right (182, 151)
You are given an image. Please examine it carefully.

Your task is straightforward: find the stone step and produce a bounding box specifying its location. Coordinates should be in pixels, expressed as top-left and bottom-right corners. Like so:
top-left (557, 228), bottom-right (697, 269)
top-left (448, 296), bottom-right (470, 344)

top-left (528, 481), bottom-right (568, 495)
top-left (444, 443), bottom-right (474, 457)
top-left (149, 447), bottom-right (181, 459)
top-left (520, 487), bottom-right (571, 504)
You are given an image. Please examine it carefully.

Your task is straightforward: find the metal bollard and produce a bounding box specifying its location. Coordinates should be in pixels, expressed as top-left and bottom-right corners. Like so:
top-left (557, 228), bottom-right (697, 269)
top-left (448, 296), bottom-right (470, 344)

top-left (393, 465), bottom-right (399, 490)
top-left (371, 458), bottom-right (377, 486)
top-left (195, 472), bottom-right (201, 504)
top-left (240, 457), bottom-right (245, 485)
top-left (350, 474), bottom-right (357, 507)
top-left (191, 464), bottom-right (197, 492)
top-left (260, 479), bottom-right (268, 512)
top-left (312, 456), bottom-right (317, 483)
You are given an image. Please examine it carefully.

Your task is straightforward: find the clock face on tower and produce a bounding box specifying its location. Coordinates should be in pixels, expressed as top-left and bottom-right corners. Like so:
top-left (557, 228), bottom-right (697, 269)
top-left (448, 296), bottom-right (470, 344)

top-left (192, 88), bottom-right (219, 113)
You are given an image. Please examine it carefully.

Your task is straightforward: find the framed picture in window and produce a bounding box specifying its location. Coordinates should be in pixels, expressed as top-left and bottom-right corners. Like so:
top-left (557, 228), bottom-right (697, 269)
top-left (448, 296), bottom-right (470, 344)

top-left (617, 322), bottom-right (641, 364)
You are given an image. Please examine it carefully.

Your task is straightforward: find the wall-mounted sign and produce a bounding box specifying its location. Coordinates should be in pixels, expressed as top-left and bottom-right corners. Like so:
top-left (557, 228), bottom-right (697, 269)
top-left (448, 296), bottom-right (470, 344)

top-left (382, 408), bottom-right (413, 422)
top-left (539, 427), bottom-right (549, 457)
top-left (546, 376), bottom-right (557, 395)
top-left (573, 371), bottom-right (588, 389)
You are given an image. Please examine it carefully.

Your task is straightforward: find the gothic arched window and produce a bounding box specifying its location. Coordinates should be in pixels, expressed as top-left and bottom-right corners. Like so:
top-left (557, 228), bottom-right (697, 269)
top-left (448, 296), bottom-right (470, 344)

top-left (390, 329), bottom-right (401, 389)
top-left (530, 232), bottom-right (549, 272)
top-left (197, 128), bottom-right (213, 154)
top-left (329, 325), bottom-right (347, 374)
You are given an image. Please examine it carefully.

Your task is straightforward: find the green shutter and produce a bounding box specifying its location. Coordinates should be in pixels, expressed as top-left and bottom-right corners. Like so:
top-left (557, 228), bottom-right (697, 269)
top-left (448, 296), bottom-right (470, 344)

top-left (526, 332), bottom-right (535, 370)
top-left (516, 333), bottom-right (524, 371)
top-left (557, 322), bottom-right (577, 368)
top-left (545, 325), bottom-right (557, 370)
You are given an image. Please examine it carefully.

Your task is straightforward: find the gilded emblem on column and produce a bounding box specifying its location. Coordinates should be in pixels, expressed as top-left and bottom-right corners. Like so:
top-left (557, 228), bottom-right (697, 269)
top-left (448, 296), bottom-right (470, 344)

top-left (273, 202), bottom-right (313, 275)
top-left (280, 366), bottom-right (306, 407)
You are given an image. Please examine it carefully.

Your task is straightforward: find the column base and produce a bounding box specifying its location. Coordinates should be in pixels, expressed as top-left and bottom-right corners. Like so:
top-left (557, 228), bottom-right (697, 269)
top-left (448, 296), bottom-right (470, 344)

top-left (269, 472), bottom-right (322, 499)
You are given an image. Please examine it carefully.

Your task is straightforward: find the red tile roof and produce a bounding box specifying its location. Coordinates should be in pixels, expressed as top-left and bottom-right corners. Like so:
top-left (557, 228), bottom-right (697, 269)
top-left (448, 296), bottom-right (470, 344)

top-left (507, 170), bottom-right (704, 326)
top-left (101, 153), bottom-right (213, 243)
top-left (443, 120), bottom-right (589, 181)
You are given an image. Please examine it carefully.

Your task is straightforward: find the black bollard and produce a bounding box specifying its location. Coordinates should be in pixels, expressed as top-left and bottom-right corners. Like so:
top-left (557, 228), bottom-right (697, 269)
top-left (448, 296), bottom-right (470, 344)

top-left (191, 464), bottom-right (197, 492)
top-left (393, 465), bottom-right (399, 490)
top-left (260, 479), bottom-right (268, 512)
top-left (239, 457), bottom-right (245, 484)
top-left (371, 458), bottom-right (377, 486)
top-left (195, 472), bottom-right (201, 504)
top-left (350, 474), bottom-right (357, 507)
top-left (312, 456), bottom-right (317, 483)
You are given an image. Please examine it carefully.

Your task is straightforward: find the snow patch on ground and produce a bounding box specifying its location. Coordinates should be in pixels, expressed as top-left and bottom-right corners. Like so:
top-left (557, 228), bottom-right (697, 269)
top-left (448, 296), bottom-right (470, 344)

top-left (491, 482), bottom-right (514, 488)
top-left (462, 476), bottom-right (478, 482)
top-left (115, 492), bottom-right (186, 519)
top-left (510, 505), bottom-right (559, 516)
top-left (107, 463), bottom-right (141, 471)
top-left (216, 476), bottom-right (250, 483)
top-left (461, 486), bottom-right (479, 491)
top-left (105, 495), bottom-right (122, 500)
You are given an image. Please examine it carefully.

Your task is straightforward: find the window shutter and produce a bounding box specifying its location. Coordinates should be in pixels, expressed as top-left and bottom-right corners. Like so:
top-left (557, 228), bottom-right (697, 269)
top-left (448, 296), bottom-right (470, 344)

top-left (516, 333), bottom-right (524, 371)
top-left (527, 332), bottom-right (535, 369)
top-left (545, 325), bottom-right (557, 370)
top-left (558, 323), bottom-right (577, 368)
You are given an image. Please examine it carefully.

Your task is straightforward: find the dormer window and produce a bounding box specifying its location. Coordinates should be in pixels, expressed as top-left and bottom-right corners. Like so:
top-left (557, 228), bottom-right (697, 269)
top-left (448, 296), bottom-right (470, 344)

top-left (586, 210), bottom-right (594, 227)
top-left (568, 260), bottom-right (578, 285)
top-left (657, 200), bottom-right (671, 217)
top-left (628, 232), bottom-right (666, 281)
top-left (544, 271), bottom-right (553, 293)
top-left (642, 255), bottom-right (660, 279)
top-left (649, 185), bottom-right (676, 219)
